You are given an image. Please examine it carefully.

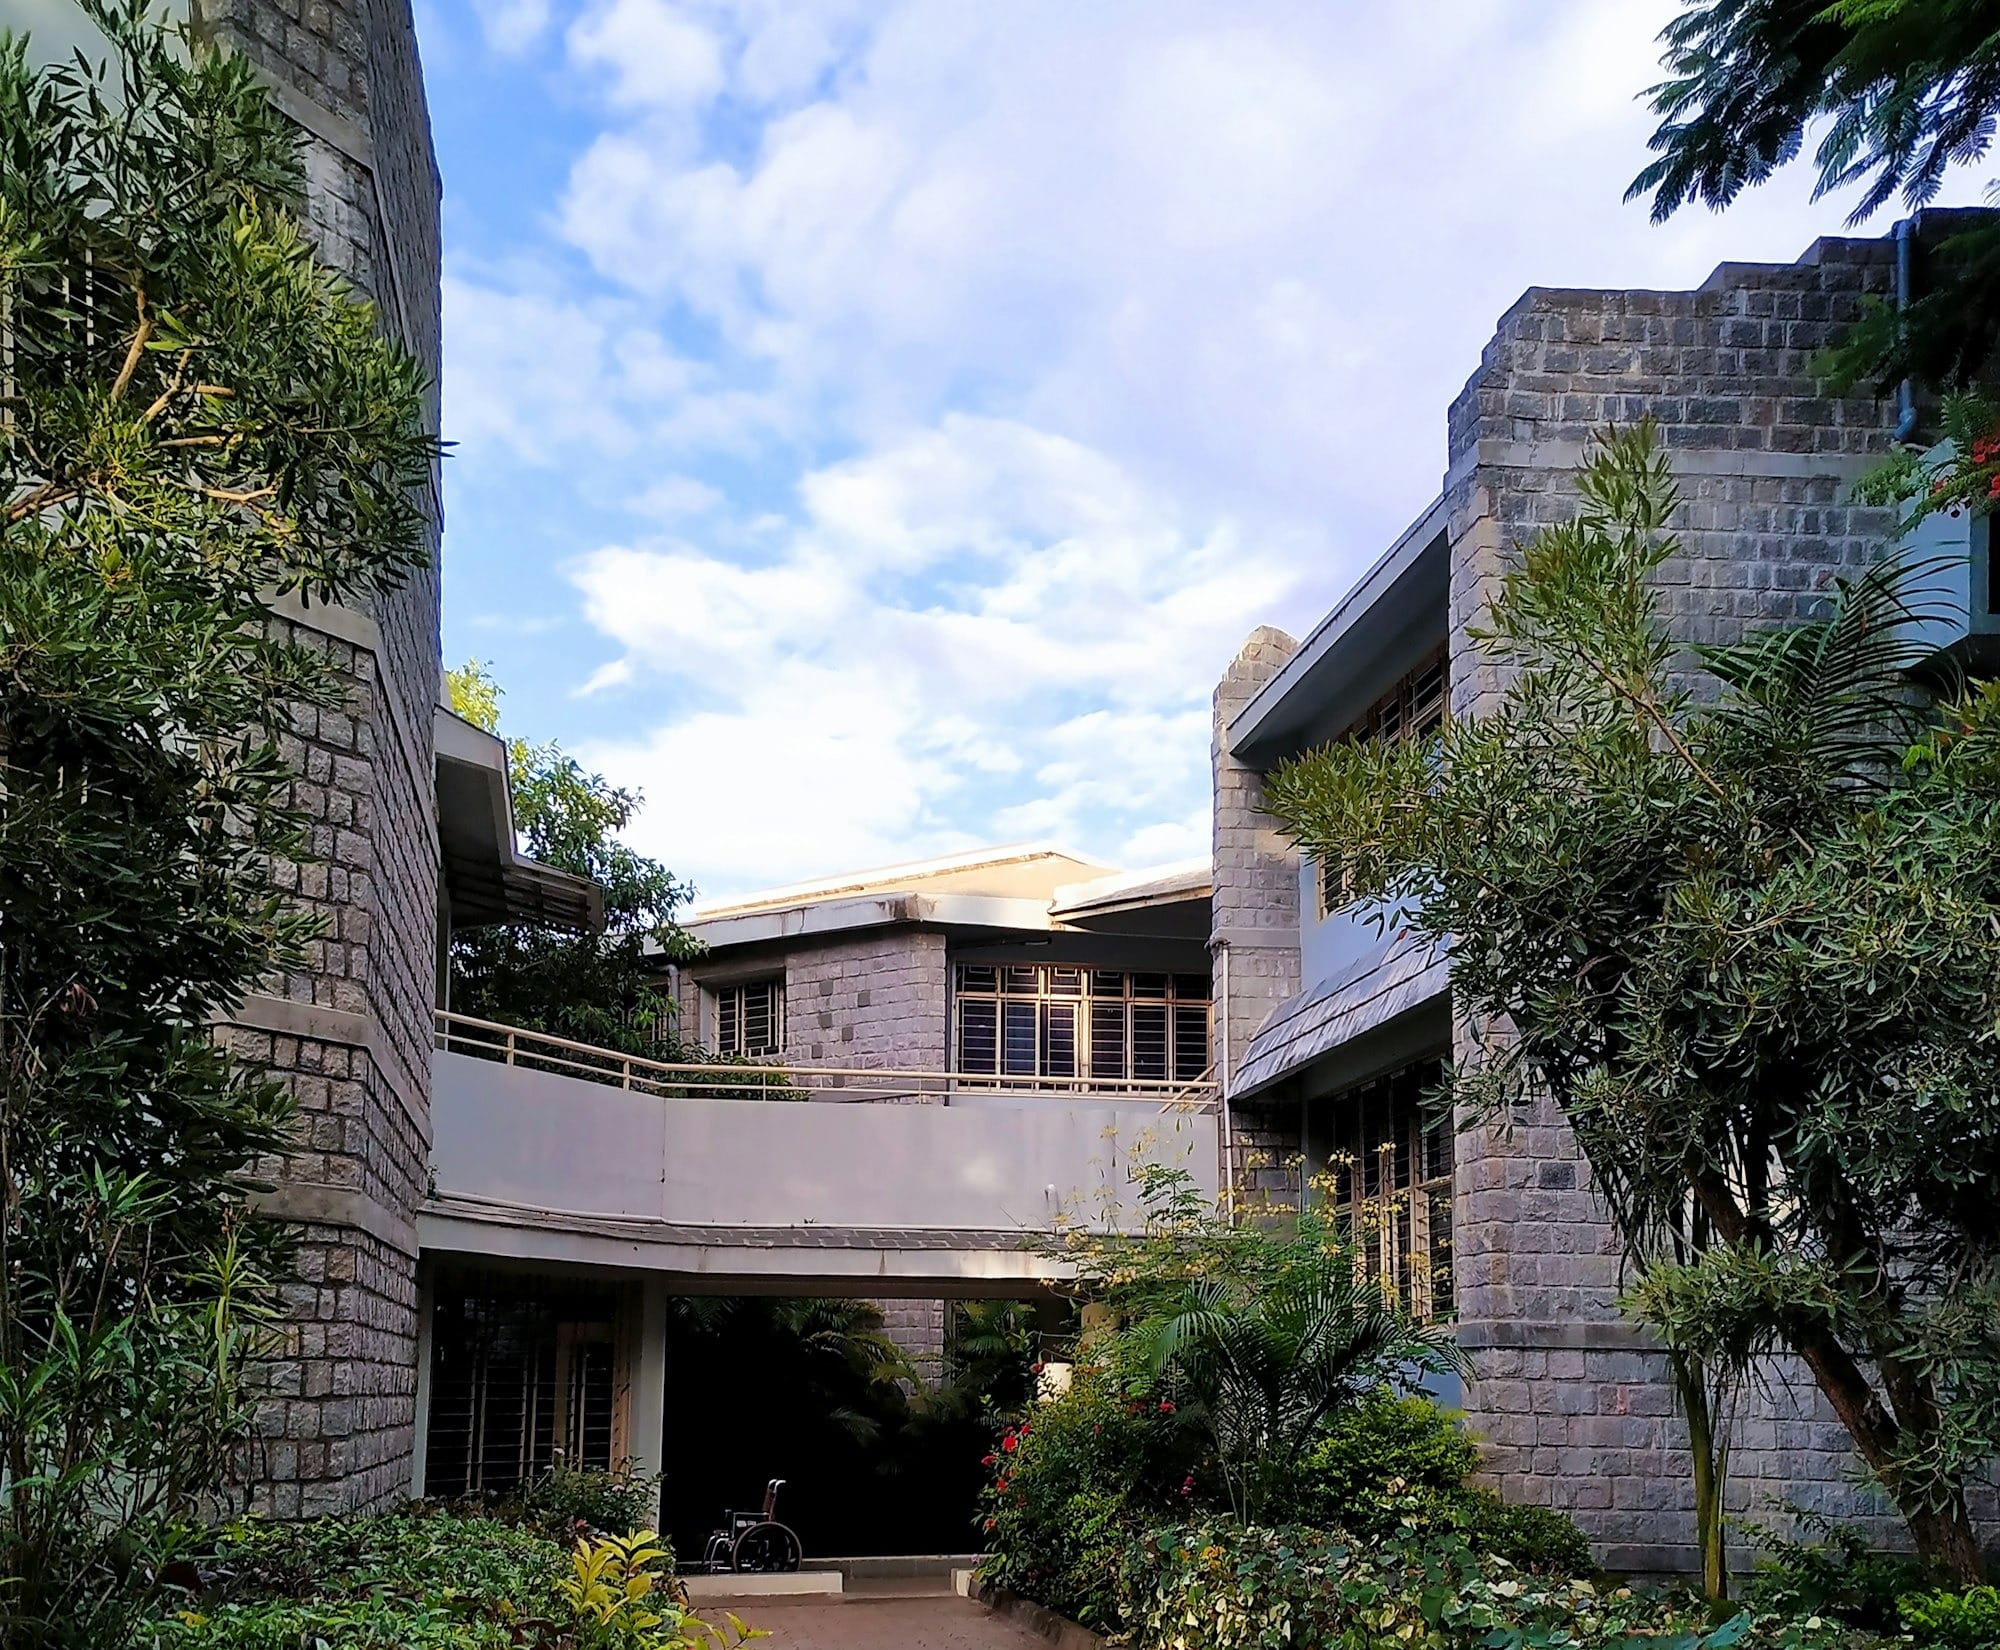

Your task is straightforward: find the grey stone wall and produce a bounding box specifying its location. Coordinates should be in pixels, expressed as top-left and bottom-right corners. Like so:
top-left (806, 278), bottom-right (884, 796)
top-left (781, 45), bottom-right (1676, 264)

top-left (1444, 235), bottom-right (1916, 1569)
top-left (1210, 627), bottom-right (1303, 1205)
top-left (784, 932), bottom-right (949, 1074)
top-left (200, 0), bottom-right (443, 1516)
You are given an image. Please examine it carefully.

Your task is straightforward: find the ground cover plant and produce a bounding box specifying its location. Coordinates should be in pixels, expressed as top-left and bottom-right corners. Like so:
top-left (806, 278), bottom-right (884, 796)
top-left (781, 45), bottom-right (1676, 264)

top-left (131, 1507), bottom-right (767, 1650)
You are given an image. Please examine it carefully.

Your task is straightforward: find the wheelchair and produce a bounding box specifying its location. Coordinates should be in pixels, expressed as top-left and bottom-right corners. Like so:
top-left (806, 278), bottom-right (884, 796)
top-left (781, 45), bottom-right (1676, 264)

top-left (701, 1477), bottom-right (803, 1574)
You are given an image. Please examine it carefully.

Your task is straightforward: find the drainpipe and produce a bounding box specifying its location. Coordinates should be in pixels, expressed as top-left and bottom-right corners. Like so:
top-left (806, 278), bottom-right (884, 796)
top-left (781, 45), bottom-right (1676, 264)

top-left (1894, 216), bottom-right (1919, 443)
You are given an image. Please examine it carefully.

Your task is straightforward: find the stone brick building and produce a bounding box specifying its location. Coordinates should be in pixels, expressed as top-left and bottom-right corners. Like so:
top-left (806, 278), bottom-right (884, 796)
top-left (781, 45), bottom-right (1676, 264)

top-left (1211, 214), bottom-right (1997, 1572)
top-left (672, 846), bottom-right (1218, 1373)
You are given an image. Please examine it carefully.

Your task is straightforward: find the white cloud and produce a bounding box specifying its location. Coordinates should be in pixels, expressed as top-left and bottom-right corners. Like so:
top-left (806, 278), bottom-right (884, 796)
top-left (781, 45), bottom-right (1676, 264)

top-left (441, 0), bottom-right (1994, 897)
top-left (565, 417), bottom-right (1297, 892)
top-left (567, 0), bottom-right (726, 108)
top-left (467, 0), bottom-right (552, 54)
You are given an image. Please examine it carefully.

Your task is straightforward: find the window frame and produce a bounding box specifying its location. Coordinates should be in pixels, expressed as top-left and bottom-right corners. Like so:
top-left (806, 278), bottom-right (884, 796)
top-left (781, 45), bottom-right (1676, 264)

top-left (1316, 1059), bottom-right (1455, 1323)
top-left (1317, 644), bottom-right (1448, 919)
top-left (951, 962), bottom-right (1211, 1084)
top-left (709, 976), bottom-right (785, 1059)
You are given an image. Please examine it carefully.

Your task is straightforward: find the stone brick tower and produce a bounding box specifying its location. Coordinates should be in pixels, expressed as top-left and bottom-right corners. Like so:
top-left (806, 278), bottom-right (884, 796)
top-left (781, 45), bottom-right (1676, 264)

top-left (194, 0), bottom-right (445, 1517)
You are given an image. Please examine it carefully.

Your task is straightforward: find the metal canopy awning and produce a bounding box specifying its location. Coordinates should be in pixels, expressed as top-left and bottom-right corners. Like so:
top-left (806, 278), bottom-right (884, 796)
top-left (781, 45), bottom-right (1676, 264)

top-left (436, 707), bottom-right (604, 934)
top-left (1233, 928), bottom-right (1449, 1099)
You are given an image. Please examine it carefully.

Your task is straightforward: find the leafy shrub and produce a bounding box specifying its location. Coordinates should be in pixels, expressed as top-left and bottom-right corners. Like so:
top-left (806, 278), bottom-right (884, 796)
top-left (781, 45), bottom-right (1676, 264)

top-left (978, 1371), bottom-right (1205, 1627)
top-left (524, 1458), bottom-right (664, 1537)
top-left (1742, 1513), bottom-right (1927, 1633)
top-left (135, 1509), bottom-right (764, 1650)
top-left (1286, 1390), bottom-right (1477, 1533)
top-left (1900, 1585), bottom-right (2000, 1650)
top-left (1122, 1519), bottom-right (1860, 1650)
top-left (141, 1511), bottom-right (566, 1648)
top-left (1458, 1489), bottom-right (1596, 1579)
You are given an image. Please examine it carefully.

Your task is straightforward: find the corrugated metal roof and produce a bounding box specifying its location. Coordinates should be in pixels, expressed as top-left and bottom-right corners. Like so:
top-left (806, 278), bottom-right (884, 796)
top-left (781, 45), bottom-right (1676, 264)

top-left (1232, 929), bottom-right (1449, 1098)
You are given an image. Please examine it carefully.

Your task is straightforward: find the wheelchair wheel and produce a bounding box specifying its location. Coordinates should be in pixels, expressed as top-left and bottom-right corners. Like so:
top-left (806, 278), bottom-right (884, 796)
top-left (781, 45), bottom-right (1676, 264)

top-left (731, 1520), bottom-right (802, 1573)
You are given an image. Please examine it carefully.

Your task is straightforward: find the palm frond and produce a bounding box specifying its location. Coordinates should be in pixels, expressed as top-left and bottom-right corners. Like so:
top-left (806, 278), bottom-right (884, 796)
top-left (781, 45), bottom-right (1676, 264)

top-left (1700, 553), bottom-right (1954, 778)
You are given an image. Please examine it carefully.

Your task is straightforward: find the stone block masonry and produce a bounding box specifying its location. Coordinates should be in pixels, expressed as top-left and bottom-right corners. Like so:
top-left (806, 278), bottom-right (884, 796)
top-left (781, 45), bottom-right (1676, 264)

top-left (197, 0), bottom-right (444, 1515)
top-left (785, 932), bottom-right (950, 1076)
top-left (1443, 233), bottom-right (1928, 1569)
top-left (1210, 628), bottom-right (1307, 1214)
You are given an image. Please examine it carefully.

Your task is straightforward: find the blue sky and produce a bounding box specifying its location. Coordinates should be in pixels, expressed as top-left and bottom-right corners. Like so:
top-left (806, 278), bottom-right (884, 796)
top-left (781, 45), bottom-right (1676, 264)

top-left (412, 0), bottom-right (1981, 904)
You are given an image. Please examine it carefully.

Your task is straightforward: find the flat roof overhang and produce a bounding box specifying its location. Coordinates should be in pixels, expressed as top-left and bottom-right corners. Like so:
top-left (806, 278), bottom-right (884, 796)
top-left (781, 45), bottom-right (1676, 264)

top-left (436, 707), bottom-right (603, 933)
top-left (1230, 496), bottom-right (1451, 768)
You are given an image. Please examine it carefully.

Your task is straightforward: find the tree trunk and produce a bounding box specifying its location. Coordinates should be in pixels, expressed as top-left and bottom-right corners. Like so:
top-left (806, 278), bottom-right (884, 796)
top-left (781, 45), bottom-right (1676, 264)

top-left (1687, 1171), bottom-right (1985, 1583)
top-left (1673, 1351), bottom-right (1730, 1601)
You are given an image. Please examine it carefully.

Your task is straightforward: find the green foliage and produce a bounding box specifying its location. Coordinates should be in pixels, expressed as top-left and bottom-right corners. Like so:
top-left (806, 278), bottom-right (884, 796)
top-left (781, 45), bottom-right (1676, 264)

top-left (1122, 1518), bottom-right (1850, 1650)
top-left (136, 1512), bottom-right (568, 1649)
top-left (445, 661), bottom-right (699, 1059)
top-left (1742, 1514), bottom-right (1927, 1632)
top-left (1900, 1584), bottom-right (2000, 1649)
top-left (1629, 0), bottom-right (2000, 389)
top-left (1287, 1391), bottom-right (1479, 1535)
top-left (135, 1510), bottom-right (767, 1650)
top-left (0, 3), bottom-right (435, 1642)
top-left (1851, 392), bottom-right (2000, 523)
top-left (1458, 1492), bottom-right (1598, 1582)
top-left (1264, 421), bottom-right (2000, 1578)
top-left (1054, 1166), bottom-right (1462, 1524)
top-left (522, 1458), bottom-right (665, 1539)
top-left (976, 1369), bottom-right (1205, 1628)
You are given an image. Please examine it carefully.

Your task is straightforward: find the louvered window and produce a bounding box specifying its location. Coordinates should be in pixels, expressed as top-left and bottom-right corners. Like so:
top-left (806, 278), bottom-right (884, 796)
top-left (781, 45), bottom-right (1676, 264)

top-left (953, 965), bottom-right (1210, 1082)
top-left (1319, 645), bottom-right (1448, 916)
top-left (713, 978), bottom-right (783, 1057)
top-left (424, 1276), bottom-right (617, 1497)
top-left (1318, 1060), bottom-right (1455, 1322)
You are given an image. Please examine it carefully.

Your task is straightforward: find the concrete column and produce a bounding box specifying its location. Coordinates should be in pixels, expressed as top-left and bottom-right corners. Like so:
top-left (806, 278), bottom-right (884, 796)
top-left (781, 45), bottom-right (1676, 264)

top-left (408, 1260), bottom-right (435, 1500)
top-left (628, 1277), bottom-right (671, 1522)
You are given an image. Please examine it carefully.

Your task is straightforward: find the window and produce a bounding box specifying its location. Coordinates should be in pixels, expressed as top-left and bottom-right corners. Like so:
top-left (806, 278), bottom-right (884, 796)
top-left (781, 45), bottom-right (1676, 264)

top-left (712, 978), bottom-right (783, 1057)
top-left (954, 964), bottom-right (1210, 1083)
top-left (1318, 1059), bottom-right (1454, 1321)
top-left (424, 1276), bottom-right (617, 1497)
top-left (1319, 645), bottom-right (1448, 916)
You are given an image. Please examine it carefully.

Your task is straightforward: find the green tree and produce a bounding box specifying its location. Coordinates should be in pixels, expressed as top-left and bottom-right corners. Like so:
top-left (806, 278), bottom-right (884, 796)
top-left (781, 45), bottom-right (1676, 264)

top-left (1055, 1168), bottom-right (1461, 1525)
top-left (1264, 423), bottom-right (2000, 1581)
top-left (1630, 0), bottom-right (2000, 389)
top-left (0, 3), bottom-right (435, 1641)
top-left (445, 661), bottom-right (698, 1057)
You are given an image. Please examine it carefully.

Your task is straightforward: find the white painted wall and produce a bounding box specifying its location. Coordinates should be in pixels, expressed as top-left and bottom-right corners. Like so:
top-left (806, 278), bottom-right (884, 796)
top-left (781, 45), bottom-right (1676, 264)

top-left (431, 1051), bottom-right (1218, 1237)
top-left (1298, 859), bottom-right (1397, 989)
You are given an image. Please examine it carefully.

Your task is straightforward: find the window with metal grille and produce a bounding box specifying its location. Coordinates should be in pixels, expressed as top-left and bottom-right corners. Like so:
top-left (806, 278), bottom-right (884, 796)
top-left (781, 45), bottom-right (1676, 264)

top-left (1318, 645), bottom-right (1448, 917)
top-left (1318, 1059), bottom-right (1454, 1322)
top-left (953, 964), bottom-right (1210, 1082)
top-left (424, 1276), bottom-right (617, 1498)
top-left (712, 978), bottom-right (783, 1057)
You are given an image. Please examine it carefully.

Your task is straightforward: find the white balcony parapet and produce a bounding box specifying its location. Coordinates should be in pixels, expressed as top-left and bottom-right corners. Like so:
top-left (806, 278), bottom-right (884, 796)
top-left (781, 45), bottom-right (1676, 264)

top-left (424, 1013), bottom-right (1222, 1290)
top-left (434, 1009), bottom-right (1219, 1112)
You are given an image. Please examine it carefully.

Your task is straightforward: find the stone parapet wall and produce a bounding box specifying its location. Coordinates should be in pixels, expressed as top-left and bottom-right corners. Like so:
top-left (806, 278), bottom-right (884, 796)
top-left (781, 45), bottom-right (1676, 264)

top-left (1444, 238), bottom-right (1913, 1568)
top-left (1209, 627), bottom-right (1302, 1097)
top-left (783, 931), bottom-right (951, 1075)
top-left (197, 0), bottom-right (443, 1516)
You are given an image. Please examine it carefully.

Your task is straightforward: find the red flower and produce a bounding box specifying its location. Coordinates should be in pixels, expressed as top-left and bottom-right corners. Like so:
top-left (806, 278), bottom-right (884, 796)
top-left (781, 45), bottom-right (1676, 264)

top-left (1001, 1434), bottom-right (1019, 1453)
top-left (996, 1478), bottom-right (1010, 1493)
top-left (984, 1518), bottom-right (998, 1533)
top-left (982, 1454), bottom-right (998, 1467)
top-left (1158, 1399), bottom-right (1176, 1414)
top-left (1988, 471), bottom-right (2000, 499)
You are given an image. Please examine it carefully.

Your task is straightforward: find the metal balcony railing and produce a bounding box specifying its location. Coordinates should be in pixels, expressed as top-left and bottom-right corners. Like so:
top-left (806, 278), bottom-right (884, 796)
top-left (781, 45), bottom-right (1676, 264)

top-left (434, 1009), bottom-right (1219, 1112)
